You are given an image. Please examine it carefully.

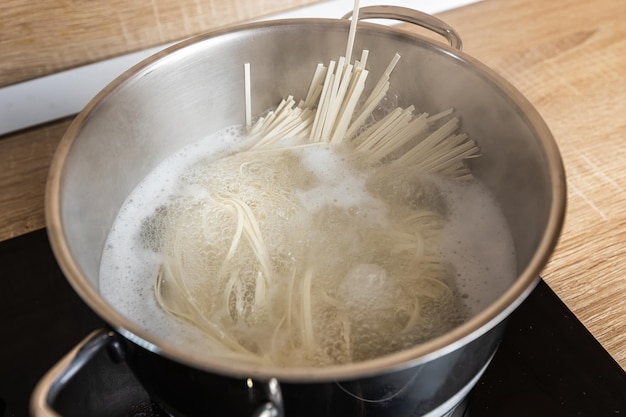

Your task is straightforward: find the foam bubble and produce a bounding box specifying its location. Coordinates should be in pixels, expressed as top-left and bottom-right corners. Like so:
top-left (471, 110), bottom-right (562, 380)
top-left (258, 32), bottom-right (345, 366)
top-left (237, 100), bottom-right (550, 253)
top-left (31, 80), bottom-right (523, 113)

top-left (99, 125), bottom-right (517, 366)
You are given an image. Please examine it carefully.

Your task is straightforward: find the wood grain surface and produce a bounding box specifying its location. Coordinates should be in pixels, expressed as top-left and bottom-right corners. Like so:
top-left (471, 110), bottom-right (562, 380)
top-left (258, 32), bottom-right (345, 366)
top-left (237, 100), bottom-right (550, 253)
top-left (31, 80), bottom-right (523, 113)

top-left (0, 118), bottom-right (72, 239)
top-left (436, 0), bottom-right (626, 370)
top-left (0, 0), bottom-right (321, 87)
top-left (1, 0), bottom-right (625, 371)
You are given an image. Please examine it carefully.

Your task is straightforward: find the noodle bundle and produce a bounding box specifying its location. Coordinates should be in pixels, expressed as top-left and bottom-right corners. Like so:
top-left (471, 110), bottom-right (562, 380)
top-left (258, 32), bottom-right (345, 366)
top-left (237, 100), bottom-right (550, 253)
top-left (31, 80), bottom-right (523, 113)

top-left (149, 9), bottom-right (481, 366)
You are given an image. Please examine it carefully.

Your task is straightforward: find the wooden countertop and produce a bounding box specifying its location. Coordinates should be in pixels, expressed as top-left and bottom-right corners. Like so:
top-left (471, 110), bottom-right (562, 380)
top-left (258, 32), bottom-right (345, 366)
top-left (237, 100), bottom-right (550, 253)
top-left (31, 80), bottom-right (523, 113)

top-left (1, 0), bottom-right (625, 372)
top-left (436, 0), bottom-right (626, 371)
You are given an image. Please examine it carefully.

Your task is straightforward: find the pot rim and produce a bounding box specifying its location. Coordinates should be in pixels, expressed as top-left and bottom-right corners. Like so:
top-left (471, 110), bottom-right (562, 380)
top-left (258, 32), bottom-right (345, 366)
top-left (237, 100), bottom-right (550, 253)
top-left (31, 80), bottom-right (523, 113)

top-left (45, 16), bottom-right (567, 382)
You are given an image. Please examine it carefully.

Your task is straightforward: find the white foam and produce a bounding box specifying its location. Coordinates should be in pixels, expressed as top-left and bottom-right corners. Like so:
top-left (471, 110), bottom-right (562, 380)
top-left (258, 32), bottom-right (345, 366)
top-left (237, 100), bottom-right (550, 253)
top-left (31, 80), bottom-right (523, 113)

top-left (99, 125), bottom-right (517, 363)
top-left (296, 144), bottom-right (389, 225)
top-left (434, 178), bottom-right (517, 315)
top-left (99, 126), bottom-right (249, 343)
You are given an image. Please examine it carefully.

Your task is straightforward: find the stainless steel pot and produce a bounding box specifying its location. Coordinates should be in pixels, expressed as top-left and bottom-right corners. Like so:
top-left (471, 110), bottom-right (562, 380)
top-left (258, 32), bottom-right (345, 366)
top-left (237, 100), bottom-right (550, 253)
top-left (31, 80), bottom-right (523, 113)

top-left (32, 6), bottom-right (566, 417)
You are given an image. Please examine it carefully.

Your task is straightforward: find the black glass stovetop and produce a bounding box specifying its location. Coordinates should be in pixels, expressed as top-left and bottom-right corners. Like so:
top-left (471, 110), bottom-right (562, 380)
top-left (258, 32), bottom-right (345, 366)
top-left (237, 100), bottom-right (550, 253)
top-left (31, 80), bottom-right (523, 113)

top-left (0, 228), bottom-right (625, 417)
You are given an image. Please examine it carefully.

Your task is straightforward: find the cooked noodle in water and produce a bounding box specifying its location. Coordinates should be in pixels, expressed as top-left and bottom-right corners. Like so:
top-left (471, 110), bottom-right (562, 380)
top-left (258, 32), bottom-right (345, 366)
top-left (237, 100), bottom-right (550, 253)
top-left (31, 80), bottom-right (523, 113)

top-left (147, 16), bottom-right (482, 364)
top-left (102, 8), bottom-right (499, 367)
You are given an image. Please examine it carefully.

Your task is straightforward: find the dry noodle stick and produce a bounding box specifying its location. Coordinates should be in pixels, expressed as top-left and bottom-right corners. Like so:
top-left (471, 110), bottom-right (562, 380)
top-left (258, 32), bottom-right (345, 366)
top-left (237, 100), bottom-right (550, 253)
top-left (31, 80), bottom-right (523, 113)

top-left (393, 118), bottom-right (460, 166)
top-left (358, 49), bottom-right (369, 70)
top-left (320, 58), bottom-right (348, 141)
top-left (260, 115), bottom-right (314, 145)
top-left (346, 53), bottom-right (401, 139)
top-left (323, 51), bottom-right (399, 144)
top-left (345, 0), bottom-right (361, 65)
top-left (250, 111), bottom-right (276, 136)
top-left (260, 107), bottom-right (300, 139)
top-left (304, 63), bottom-right (327, 107)
top-left (249, 96), bottom-right (293, 137)
top-left (365, 53), bottom-right (401, 112)
top-left (254, 98), bottom-right (292, 136)
top-left (344, 82), bottom-right (389, 139)
top-left (325, 64), bottom-right (358, 142)
top-left (354, 107), bottom-right (407, 151)
top-left (361, 112), bottom-right (414, 154)
top-left (248, 116), bottom-right (268, 136)
top-left (367, 113), bottom-right (429, 161)
top-left (266, 113), bottom-right (306, 140)
top-left (310, 60), bottom-right (336, 142)
top-left (355, 107), bottom-right (406, 148)
top-left (328, 52), bottom-right (370, 143)
top-left (321, 61), bottom-right (352, 142)
top-left (330, 68), bottom-right (369, 144)
top-left (405, 133), bottom-right (475, 170)
top-left (410, 138), bottom-right (480, 175)
top-left (361, 53), bottom-right (400, 113)
top-left (340, 60), bottom-right (366, 108)
top-left (287, 109), bottom-right (316, 138)
top-left (252, 102), bottom-right (314, 147)
top-left (426, 108), bottom-right (454, 123)
top-left (372, 106), bottom-right (415, 141)
top-left (328, 62), bottom-right (354, 134)
top-left (367, 113), bottom-right (430, 161)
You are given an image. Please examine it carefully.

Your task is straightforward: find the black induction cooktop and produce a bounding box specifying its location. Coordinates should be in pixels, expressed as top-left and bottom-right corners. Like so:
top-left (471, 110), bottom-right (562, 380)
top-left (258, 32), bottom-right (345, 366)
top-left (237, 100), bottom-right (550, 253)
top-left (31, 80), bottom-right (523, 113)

top-left (0, 229), bottom-right (625, 417)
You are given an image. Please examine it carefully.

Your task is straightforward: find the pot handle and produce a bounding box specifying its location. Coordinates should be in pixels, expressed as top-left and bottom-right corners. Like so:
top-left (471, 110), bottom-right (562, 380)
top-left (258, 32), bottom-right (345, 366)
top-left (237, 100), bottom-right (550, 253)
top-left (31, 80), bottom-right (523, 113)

top-left (343, 6), bottom-right (463, 51)
top-left (30, 329), bottom-right (122, 417)
top-left (251, 378), bottom-right (284, 417)
top-left (31, 329), bottom-right (283, 417)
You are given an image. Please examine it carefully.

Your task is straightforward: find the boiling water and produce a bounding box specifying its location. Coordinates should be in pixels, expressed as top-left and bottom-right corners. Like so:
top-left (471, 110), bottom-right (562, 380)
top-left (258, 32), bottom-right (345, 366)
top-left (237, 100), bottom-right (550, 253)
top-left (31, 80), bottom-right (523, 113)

top-left (99, 125), bottom-right (516, 366)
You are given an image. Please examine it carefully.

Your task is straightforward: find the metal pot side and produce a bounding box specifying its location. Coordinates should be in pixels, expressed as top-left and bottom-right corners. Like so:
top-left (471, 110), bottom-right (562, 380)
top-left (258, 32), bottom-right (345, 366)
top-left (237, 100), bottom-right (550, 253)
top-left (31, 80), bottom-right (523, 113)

top-left (42, 14), bottom-right (566, 417)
